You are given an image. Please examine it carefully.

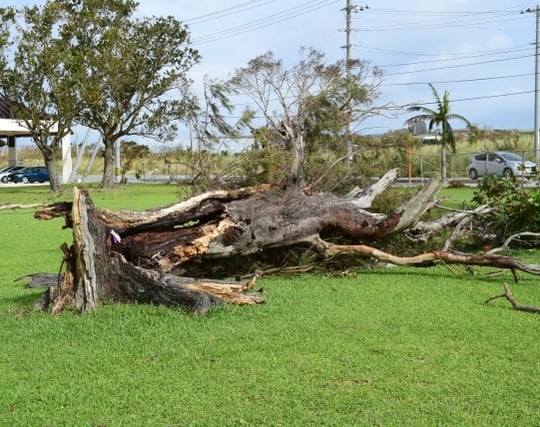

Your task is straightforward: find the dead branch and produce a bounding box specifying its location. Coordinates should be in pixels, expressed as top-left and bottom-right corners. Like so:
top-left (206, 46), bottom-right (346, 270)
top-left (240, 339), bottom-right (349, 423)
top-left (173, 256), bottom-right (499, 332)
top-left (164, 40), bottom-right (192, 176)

top-left (407, 204), bottom-right (493, 243)
top-left (346, 168), bottom-right (399, 207)
top-left (15, 273), bottom-right (60, 288)
top-left (393, 179), bottom-right (441, 233)
top-left (0, 202), bottom-right (47, 211)
top-left (486, 232), bottom-right (540, 255)
top-left (33, 201), bottom-right (72, 220)
top-left (326, 244), bottom-right (540, 278)
top-left (485, 283), bottom-right (540, 313)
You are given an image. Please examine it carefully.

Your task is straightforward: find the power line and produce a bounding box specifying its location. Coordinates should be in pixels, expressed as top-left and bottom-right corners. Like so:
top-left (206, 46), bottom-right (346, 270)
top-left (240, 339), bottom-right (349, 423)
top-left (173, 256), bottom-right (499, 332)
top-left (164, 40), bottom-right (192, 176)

top-left (364, 5), bottom-right (532, 15)
top-left (192, 0), bottom-right (341, 45)
top-left (381, 73), bottom-right (534, 87)
top-left (383, 53), bottom-right (533, 77)
top-left (206, 89), bottom-right (536, 120)
top-left (360, 15), bottom-right (525, 32)
top-left (399, 90), bottom-right (534, 109)
top-left (183, 0), bottom-right (277, 25)
top-left (357, 6), bottom-right (528, 33)
top-left (370, 46), bottom-right (532, 68)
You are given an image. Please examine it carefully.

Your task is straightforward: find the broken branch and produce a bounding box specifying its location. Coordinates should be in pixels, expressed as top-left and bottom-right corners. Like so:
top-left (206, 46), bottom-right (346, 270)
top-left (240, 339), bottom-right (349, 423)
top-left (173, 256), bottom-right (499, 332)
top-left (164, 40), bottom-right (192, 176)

top-left (485, 283), bottom-right (540, 314)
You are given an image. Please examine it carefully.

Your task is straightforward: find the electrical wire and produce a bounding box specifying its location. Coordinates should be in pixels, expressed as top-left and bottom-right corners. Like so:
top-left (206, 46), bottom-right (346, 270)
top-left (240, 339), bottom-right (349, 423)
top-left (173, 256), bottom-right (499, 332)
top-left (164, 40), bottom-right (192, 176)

top-left (381, 73), bottom-right (533, 87)
top-left (183, 0), bottom-right (278, 25)
top-left (399, 89), bottom-right (534, 109)
top-left (192, 0), bottom-right (341, 45)
top-left (383, 54), bottom-right (533, 77)
top-left (366, 46), bottom-right (533, 68)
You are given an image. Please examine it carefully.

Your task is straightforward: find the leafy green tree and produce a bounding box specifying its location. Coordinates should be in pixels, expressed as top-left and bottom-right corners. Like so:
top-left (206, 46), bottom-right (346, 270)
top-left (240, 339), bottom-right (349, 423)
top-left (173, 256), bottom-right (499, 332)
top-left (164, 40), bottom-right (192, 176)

top-left (58, 0), bottom-right (200, 187)
top-left (119, 140), bottom-right (149, 184)
top-left (0, 0), bottom-right (200, 189)
top-left (0, 4), bottom-right (76, 192)
top-left (229, 47), bottom-right (383, 186)
top-left (406, 83), bottom-right (472, 180)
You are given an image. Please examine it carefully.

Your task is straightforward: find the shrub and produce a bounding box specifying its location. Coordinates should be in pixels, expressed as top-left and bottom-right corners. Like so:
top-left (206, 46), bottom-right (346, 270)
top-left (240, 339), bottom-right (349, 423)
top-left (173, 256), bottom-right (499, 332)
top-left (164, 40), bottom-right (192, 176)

top-left (471, 175), bottom-right (540, 241)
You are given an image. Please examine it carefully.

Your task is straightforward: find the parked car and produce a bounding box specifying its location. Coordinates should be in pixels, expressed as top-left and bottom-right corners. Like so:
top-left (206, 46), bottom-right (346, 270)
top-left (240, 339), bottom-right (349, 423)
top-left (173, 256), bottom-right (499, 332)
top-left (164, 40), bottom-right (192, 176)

top-left (467, 151), bottom-right (537, 180)
top-left (0, 166), bottom-right (26, 183)
top-left (7, 166), bottom-right (49, 183)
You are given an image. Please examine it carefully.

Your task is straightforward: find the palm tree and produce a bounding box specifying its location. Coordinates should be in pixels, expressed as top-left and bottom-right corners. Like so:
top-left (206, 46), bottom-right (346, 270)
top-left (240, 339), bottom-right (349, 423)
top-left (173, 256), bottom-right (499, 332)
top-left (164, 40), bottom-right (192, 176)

top-left (405, 83), bottom-right (472, 180)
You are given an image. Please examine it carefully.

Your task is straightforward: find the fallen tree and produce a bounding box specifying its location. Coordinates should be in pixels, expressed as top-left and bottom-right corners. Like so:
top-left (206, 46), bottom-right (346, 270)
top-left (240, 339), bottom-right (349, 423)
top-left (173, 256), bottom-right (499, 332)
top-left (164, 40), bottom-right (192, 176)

top-left (24, 170), bottom-right (540, 315)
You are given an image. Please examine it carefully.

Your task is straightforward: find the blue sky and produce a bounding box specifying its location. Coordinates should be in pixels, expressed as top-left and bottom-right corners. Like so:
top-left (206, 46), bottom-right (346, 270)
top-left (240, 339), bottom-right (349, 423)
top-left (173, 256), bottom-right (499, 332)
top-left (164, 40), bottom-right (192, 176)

top-left (144, 0), bottom-right (538, 136)
top-left (3, 0), bottom-right (539, 141)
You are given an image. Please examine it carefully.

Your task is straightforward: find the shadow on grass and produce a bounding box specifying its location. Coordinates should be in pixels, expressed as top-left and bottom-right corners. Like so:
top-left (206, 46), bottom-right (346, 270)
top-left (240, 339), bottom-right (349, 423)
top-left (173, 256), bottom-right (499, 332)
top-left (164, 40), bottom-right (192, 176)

top-left (0, 289), bottom-right (44, 306)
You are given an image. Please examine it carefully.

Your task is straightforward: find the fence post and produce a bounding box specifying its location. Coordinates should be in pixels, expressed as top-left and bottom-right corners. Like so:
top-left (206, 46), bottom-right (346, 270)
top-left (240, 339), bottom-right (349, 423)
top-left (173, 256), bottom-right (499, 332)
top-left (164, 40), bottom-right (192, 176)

top-left (420, 156), bottom-right (424, 184)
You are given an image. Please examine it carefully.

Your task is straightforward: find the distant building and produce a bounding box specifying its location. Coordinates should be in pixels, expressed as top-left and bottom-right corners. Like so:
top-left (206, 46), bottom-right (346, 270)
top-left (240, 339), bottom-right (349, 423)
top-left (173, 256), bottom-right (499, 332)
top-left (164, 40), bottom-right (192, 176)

top-left (407, 118), bottom-right (441, 144)
top-left (408, 119), bottom-right (427, 136)
top-left (0, 97), bottom-right (72, 182)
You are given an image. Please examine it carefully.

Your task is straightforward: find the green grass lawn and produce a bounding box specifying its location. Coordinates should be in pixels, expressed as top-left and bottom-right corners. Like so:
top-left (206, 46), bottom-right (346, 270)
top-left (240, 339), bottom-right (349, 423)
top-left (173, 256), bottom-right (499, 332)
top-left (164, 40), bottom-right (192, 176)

top-left (1, 184), bottom-right (539, 426)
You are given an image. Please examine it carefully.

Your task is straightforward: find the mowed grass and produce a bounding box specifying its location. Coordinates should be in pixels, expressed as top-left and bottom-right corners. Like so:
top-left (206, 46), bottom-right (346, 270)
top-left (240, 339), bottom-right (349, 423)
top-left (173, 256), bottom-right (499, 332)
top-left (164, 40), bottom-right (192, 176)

top-left (1, 184), bottom-right (539, 426)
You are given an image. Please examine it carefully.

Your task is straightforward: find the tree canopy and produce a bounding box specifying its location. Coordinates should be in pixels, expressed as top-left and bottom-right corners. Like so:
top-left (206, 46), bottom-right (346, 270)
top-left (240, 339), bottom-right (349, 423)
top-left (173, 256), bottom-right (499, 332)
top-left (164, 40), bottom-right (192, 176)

top-left (0, 0), bottom-right (200, 188)
top-left (58, 0), bottom-right (200, 187)
top-left (0, 3), bottom-right (76, 192)
top-left (229, 47), bottom-right (383, 186)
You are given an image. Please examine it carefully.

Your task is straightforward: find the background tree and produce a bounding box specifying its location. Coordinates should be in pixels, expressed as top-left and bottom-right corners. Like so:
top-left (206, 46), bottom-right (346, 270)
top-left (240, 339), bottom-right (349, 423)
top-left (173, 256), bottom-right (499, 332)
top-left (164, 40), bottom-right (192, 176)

top-left (58, 0), bottom-right (200, 187)
top-left (406, 83), bottom-right (472, 180)
top-left (185, 78), bottom-right (252, 191)
top-left (0, 4), bottom-right (76, 193)
top-left (119, 140), bottom-right (149, 184)
top-left (229, 47), bottom-right (383, 187)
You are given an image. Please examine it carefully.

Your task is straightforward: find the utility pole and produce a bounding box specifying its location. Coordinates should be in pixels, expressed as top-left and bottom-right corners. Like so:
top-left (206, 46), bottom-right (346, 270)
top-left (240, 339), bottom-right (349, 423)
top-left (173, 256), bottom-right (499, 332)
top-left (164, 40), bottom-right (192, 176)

top-left (342, 1), bottom-right (368, 162)
top-left (345, 0), bottom-right (353, 74)
top-left (523, 6), bottom-right (540, 163)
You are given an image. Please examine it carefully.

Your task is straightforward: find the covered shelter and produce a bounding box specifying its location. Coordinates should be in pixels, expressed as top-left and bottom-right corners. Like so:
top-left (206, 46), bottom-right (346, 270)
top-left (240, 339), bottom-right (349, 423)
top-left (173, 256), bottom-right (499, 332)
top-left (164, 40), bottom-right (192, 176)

top-left (0, 97), bottom-right (72, 183)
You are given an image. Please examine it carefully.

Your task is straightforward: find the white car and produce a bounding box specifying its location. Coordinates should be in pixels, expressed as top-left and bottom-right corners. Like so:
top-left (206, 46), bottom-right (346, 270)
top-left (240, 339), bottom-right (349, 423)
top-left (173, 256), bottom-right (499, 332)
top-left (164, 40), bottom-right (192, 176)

top-left (467, 151), bottom-right (537, 180)
top-left (0, 166), bottom-right (25, 183)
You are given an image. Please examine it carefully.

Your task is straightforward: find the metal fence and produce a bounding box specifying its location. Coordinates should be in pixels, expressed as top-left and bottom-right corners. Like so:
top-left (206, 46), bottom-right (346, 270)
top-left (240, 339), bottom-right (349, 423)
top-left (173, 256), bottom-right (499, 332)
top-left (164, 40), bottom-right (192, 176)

top-left (413, 149), bottom-right (539, 181)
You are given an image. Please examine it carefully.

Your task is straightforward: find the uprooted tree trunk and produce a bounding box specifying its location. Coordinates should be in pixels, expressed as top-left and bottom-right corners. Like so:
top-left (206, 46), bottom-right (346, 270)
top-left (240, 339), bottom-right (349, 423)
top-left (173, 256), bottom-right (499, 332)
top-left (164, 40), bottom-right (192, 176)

top-left (27, 169), bottom-right (540, 315)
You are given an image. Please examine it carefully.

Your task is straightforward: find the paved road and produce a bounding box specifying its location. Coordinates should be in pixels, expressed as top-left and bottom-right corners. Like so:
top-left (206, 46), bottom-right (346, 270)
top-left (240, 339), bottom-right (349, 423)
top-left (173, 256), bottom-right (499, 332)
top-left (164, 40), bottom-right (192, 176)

top-left (1, 176), bottom-right (538, 189)
top-left (0, 181), bottom-right (50, 188)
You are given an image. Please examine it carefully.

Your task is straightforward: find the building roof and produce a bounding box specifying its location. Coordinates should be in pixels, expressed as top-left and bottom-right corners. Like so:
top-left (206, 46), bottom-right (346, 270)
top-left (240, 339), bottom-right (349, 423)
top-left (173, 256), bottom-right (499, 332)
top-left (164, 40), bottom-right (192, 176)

top-left (0, 98), bottom-right (33, 137)
top-left (0, 97), bottom-right (63, 138)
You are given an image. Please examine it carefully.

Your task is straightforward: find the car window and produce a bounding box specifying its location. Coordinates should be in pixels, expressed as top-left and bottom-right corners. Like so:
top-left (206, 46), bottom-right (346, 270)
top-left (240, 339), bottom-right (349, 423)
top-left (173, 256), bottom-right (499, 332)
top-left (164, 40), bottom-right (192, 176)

top-left (489, 154), bottom-right (501, 162)
top-left (474, 153), bottom-right (487, 161)
top-left (501, 153), bottom-right (523, 162)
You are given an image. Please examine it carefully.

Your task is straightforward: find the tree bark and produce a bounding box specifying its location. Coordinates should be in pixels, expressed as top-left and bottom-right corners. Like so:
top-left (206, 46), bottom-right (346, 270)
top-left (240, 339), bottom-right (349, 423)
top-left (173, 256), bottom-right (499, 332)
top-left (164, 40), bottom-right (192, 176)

top-left (101, 140), bottom-right (116, 188)
top-left (44, 154), bottom-right (63, 193)
top-left (36, 188), bottom-right (264, 315)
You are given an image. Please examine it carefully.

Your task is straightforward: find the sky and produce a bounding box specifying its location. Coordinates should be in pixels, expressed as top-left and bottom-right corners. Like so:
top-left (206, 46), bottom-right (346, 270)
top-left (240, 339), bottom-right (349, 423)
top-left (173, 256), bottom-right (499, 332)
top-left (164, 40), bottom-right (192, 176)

top-left (138, 0), bottom-right (539, 137)
top-left (3, 0), bottom-right (540, 142)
